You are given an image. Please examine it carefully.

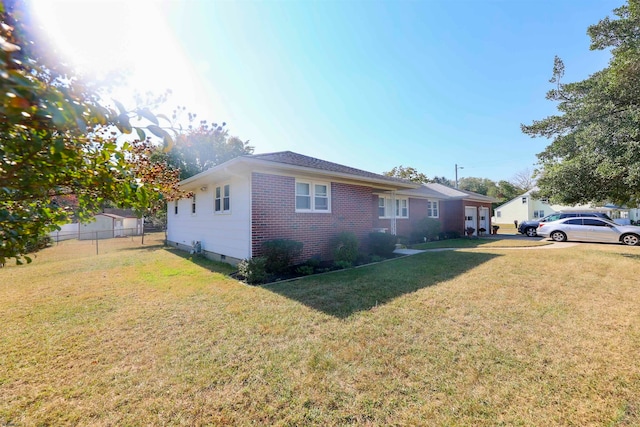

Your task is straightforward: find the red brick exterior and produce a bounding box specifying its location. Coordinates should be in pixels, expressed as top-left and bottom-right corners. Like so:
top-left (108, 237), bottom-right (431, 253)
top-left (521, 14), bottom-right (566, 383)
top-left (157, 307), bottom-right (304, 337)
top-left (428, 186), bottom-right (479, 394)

top-left (441, 200), bottom-right (493, 234)
top-left (251, 173), bottom-right (375, 262)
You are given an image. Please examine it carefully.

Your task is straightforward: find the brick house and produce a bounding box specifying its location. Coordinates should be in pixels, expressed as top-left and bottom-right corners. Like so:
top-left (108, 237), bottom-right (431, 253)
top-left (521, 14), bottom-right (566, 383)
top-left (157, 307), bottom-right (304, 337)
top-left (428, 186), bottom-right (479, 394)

top-left (167, 151), bottom-right (495, 265)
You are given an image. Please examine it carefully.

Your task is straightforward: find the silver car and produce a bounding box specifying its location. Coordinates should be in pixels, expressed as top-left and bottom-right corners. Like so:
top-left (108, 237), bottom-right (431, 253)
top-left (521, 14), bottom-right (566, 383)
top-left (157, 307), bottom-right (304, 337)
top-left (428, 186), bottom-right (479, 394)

top-left (537, 217), bottom-right (640, 246)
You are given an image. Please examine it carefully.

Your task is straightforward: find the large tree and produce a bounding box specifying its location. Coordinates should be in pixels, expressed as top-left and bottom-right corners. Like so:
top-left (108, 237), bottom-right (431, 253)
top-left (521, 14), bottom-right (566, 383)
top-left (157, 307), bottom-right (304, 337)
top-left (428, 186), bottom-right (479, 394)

top-left (163, 118), bottom-right (253, 180)
top-left (522, 0), bottom-right (640, 206)
top-left (0, 1), bottom-right (181, 264)
top-left (383, 165), bottom-right (431, 184)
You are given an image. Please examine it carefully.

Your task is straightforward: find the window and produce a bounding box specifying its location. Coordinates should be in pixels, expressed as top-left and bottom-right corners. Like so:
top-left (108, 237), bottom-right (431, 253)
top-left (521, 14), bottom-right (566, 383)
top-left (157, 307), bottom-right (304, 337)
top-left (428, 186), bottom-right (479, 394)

top-left (296, 180), bottom-right (330, 212)
top-left (427, 201), bottom-right (439, 218)
top-left (378, 197), bottom-right (386, 217)
top-left (191, 195), bottom-right (196, 214)
top-left (583, 218), bottom-right (609, 227)
top-left (215, 184), bottom-right (230, 213)
top-left (396, 199), bottom-right (408, 217)
top-left (377, 196), bottom-right (408, 218)
top-left (522, 197), bottom-right (527, 204)
top-left (540, 198), bottom-right (550, 204)
top-left (174, 201), bottom-right (178, 215)
top-left (533, 210), bottom-right (544, 219)
top-left (496, 210), bottom-right (501, 218)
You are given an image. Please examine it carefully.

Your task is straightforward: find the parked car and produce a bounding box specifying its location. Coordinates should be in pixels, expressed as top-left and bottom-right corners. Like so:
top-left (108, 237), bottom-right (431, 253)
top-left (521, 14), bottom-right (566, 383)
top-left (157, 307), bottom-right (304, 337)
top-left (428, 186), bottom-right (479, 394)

top-left (518, 211), bottom-right (613, 237)
top-left (536, 217), bottom-right (640, 246)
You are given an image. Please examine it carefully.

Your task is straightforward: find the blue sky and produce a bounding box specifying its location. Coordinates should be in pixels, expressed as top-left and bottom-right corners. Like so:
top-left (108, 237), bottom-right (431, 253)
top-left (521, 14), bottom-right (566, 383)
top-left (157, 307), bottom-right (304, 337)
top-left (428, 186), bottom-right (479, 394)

top-left (32, 0), bottom-right (622, 182)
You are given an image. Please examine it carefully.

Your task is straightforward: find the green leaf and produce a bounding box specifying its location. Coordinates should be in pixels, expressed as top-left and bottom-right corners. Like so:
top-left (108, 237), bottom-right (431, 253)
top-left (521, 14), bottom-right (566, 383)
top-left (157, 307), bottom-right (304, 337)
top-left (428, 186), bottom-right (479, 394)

top-left (113, 99), bottom-right (127, 115)
top-left (136, 127), bottom-right (146, 142)
top-left (137, 108), bottom-right (159, 125)
top-left (118, 113), bottom-right (132, 134)
top-left (147, 124), bottom-right (168, 138)
top-left (162, 134), bottom-right (174, 152)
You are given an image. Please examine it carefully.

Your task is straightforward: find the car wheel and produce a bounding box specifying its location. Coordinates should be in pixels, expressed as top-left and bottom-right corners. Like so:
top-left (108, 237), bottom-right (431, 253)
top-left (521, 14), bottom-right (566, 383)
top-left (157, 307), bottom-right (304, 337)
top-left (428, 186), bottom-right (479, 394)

top-left (621, 234), bottom-right (640, 246)
top-left (525, 227), bottom-right (537, 237)
top-left (550, 231), bottom-right (567, 242)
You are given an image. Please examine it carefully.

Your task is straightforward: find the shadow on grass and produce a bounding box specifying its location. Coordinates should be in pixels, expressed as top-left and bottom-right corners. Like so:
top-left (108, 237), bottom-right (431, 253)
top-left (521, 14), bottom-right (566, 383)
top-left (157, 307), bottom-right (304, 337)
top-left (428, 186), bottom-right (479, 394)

top-left (264, 250), bottom-right (501, 319)
top-left (162, 247), bottom-right (236, 275)
top-left (618, 253), bottom-right (640, 260)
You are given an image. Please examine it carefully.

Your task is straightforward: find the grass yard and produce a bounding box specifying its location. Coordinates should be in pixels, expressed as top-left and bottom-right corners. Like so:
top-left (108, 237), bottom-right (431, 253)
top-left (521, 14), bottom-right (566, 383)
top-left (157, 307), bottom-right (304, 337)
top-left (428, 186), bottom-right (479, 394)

top-left (1, 234), bottom-right (639, 425)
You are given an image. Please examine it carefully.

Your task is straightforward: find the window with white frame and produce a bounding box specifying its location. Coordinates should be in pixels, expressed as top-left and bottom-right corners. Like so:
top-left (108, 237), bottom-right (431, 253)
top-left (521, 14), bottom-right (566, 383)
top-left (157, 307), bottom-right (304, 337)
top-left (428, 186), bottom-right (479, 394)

top-left (215, 184), bottom-right (231, 213)
top-left (396, 199), bottom-right (408, 217)
top-left (295, 180), bottom-right (330, 212)
top-left (378, 196), bottom-right (408, 218)
top-left (427, 200), bottom-right (439, 218)
top-left (191, 195), bottom-right (196, 214)
top-left (174, 200), bottom-right (178, 215)
top-left (496, 210), bottom-right (501, 218)
top-left (533, 210), bottom-right (545, 218)
top-left (522, 197), bottom-right (527, 204)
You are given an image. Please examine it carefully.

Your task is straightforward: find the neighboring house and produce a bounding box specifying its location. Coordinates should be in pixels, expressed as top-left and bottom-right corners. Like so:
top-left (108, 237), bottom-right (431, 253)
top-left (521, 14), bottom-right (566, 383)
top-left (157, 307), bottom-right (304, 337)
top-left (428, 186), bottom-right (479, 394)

top-left (493, 188), bottom-right (631, 224)
top-left (78, 209), bottom-right (143, 240)
top-left (167, 151), bottom-right (495, 265)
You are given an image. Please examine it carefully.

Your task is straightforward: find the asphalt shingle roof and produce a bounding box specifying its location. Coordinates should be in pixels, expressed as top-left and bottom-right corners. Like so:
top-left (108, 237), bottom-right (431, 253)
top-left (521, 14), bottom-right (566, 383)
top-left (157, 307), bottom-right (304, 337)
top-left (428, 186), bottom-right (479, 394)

top-left (246, 151), bottom-right (413, 185)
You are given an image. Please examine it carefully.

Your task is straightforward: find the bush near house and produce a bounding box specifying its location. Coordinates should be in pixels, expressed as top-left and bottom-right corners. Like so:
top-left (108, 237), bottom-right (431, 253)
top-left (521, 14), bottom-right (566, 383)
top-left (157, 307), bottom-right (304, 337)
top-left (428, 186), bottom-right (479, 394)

top-left (261, 239), bottom-right (303, 274)
top-left (411, 217), bottom-right (442, 243)
top-left (237, 257), bottom-right (269, 285)
top-left (331, 231), bottom-right (359, 266)
top-left (368, 232), bottom-right (397, 258)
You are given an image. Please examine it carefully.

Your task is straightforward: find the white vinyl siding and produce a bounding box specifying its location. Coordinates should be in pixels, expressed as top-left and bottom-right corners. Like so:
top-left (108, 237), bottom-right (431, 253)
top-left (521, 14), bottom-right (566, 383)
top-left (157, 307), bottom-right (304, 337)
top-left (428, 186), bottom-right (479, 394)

top-left (166, 175), bottom-right (251, 261)
top-left (215, 184), bottom-right (231, 213)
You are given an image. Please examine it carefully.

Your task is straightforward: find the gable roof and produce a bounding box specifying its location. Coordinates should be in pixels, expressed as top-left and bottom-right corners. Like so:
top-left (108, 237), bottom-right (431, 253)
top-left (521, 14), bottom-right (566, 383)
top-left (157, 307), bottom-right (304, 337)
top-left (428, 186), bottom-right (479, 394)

top-left (180, 151), bottom-right (419, 190)
top-left (398, 182), bottom-right (498, 203)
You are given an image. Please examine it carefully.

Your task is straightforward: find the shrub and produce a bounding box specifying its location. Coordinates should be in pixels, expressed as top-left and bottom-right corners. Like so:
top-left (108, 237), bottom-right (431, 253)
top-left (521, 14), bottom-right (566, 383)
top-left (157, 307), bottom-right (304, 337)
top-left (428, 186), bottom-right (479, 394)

top-left (414, 217), bottom-right (442, 242)
top-left (262, 239), bottom-right (303, 274)
top-left (295, 265), bottom-right (315, 276)
top-left (237, 257), bottom-right (268, 284)
top-left (368, 232), bottom-right (397, 258)
top-left (334, 260), bottom-right (353, 270)
top-left (332, 231), bottom-right (359, 264)
top-left (444, 230), bottom-right (461, 239)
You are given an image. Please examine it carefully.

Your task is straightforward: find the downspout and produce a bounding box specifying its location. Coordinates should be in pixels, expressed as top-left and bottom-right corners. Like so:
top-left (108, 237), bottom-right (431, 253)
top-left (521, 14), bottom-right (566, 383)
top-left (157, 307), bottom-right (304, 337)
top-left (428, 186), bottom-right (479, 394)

top-left (391, 191), bottom-right (397, 235)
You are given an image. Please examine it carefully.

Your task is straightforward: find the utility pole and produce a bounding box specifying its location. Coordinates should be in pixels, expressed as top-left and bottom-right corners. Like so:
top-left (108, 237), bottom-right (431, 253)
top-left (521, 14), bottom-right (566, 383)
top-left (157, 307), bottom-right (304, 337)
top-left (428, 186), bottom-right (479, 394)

top-left (455, 164), bottom-right (464, 188)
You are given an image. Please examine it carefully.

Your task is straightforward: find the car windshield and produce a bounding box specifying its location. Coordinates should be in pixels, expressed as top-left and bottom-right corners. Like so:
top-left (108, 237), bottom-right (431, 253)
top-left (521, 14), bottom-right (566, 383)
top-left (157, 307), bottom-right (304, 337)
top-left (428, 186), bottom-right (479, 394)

top-left (540, 214), bottom-right (561, 222)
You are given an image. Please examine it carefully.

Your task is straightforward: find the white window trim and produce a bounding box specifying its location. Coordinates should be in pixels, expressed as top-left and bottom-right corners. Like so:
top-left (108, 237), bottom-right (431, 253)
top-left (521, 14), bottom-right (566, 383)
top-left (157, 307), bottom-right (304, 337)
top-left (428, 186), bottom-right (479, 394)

top-left (378, 196), bottom-right (409, 219)
top-left (295, 180), bottom-right (331, 213)
top-left (427, 200), bottom-right (439, 218)
top-left (191, 195), bottom-right (197, 215)
top-left (174, 200), bottom-right (178, 215)
top-left (214, 184), bottom-right (231, 214)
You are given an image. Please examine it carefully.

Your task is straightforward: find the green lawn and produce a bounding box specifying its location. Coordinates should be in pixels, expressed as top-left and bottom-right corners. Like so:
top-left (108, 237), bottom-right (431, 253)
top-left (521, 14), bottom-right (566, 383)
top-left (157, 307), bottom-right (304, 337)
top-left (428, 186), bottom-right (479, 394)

top-left (1, 234), bottom-right (639, 425)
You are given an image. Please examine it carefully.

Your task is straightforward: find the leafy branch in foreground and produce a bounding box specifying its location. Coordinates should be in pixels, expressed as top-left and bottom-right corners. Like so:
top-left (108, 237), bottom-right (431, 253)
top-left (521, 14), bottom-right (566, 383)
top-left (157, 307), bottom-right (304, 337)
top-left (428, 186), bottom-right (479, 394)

top-left (0, 1), bottom-right (183, 264)
top-left (522, 0), bottom-right (640, 206)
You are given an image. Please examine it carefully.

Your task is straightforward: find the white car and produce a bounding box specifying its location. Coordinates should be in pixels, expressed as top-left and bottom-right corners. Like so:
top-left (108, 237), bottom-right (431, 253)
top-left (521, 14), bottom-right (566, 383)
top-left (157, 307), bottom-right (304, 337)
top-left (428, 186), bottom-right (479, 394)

top-left (537, 217), bottom-right (640, 246)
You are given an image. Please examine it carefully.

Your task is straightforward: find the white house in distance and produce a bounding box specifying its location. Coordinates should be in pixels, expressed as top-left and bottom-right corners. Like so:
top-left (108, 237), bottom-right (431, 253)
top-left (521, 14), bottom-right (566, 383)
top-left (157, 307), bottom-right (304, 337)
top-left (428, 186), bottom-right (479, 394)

top-left (492, 188), bottom-right (632, 225)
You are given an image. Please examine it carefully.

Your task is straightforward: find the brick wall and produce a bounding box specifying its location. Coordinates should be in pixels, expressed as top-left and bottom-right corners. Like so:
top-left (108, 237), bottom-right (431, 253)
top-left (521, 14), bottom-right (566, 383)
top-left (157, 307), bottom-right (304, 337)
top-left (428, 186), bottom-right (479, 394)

top-left (373, 196), bottom-right (441, 238)
top-left (251, 173), bottom-right (375, 262)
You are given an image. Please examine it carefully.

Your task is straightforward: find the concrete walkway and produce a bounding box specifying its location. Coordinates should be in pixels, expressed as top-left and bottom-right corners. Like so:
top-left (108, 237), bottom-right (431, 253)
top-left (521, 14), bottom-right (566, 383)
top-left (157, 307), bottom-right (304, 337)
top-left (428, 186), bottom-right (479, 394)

top-left (393, 238), bottom-right (578, 256)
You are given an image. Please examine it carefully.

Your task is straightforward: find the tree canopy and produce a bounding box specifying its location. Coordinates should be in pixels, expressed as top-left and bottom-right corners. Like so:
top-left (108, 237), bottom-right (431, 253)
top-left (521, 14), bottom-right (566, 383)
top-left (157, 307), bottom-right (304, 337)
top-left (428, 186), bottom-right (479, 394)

top-left (522, 0), bottom-right (640, 206)
top-left (383, 166), bottom-right (431, 184)
top-left (0, 1), bottom-right (182, 264)
top-left (162, 117), bottom-right (254, 180)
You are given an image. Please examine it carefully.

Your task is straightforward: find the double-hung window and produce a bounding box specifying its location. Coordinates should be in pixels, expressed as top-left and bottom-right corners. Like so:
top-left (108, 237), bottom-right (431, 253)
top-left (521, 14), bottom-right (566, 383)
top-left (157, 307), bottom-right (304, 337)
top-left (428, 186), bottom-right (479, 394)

top-left (191, 195), bottom-right (196, 214)
top-left (427, 201), bottom-right (439, 218)
top-left (215, 184), bottom-right (230, 213)
top-left (295, 180), bottom-right (330, 212)
top-left (378, 196), bottom-right (408, 218)
top-left (174, 200), bottom-right (178, 215)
